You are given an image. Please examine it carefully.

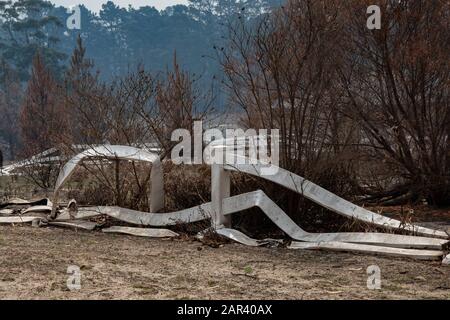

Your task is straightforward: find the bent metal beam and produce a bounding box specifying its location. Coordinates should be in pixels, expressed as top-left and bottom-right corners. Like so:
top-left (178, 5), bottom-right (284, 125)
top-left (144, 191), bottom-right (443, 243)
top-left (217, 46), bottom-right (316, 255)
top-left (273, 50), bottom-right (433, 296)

top-left (50, 145), bottom-right (164, 219)
top-left (71, 190), bottom-right (448, 251)
top-left (223, 163), bottom-right (448, 239)
top-left (49, 145), bottom-right (449, 262)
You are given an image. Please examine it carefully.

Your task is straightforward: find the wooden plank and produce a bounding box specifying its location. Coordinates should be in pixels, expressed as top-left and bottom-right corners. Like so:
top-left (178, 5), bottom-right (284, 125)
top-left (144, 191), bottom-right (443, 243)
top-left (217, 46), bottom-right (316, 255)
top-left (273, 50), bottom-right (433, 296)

top-left (288, 241), bottom-right (444, 260)
top-left (102, 226), bottom-right (179, 238)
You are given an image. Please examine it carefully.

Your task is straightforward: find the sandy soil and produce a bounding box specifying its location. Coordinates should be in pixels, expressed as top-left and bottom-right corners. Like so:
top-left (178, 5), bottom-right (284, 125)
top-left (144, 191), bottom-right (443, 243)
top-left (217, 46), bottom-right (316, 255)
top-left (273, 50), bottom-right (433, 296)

top-left (0, 225), bottom-right (449, 300)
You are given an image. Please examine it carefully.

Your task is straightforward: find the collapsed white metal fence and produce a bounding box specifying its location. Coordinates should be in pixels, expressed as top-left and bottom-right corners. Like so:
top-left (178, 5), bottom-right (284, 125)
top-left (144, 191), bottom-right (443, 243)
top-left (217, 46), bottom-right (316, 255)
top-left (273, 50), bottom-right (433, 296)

top-left (1, 145), bottom-right (449, 264)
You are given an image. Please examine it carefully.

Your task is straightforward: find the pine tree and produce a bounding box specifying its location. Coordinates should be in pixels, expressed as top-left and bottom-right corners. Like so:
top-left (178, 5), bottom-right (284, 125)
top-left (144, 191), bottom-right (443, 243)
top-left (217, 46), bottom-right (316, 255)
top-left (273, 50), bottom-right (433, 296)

top-left (64, 35), bottom-right (100, 145)
top-left (0, 0), bottom-right (65, 81)
top-left (67, 35), bottom-right (96, 90)
top-left (20, 52), bottom-right (66, 158)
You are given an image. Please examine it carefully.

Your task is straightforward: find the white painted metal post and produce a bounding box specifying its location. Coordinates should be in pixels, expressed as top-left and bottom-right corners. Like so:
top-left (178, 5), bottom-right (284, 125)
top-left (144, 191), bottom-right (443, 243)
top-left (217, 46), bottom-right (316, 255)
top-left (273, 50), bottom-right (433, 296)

top-left (149, 159), bottom-right (165, 213)
top-left (211, 164), bottom-right (231, 229)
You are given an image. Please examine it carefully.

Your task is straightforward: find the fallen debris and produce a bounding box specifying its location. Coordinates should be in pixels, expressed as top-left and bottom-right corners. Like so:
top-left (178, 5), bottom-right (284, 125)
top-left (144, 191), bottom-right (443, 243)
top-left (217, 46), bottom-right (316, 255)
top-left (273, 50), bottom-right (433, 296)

top-left (288, 241), bottom-right (444, 261)
top-left (0, 198), bottom-right (52, 209)
top-left (0, 209), bottom-right (14, 215)
top-left (443, 254), bottom-right (450, 266)
top-left (48, 220), bottom-right (99, 231)
top-left (215, 228), bottom-right (282, 247)
top-left (102, 226), bottom-right (179, 238)
top-left (1, 144), bottom-right (448, 263)
top-left (55, 208), bottom-right (101, 221)
top-left (0, 216), bottom-right (43, 224)
top-left (225, 163), bottom-right (448, 239)
top-left (22, 205), bottom-right (52, 214)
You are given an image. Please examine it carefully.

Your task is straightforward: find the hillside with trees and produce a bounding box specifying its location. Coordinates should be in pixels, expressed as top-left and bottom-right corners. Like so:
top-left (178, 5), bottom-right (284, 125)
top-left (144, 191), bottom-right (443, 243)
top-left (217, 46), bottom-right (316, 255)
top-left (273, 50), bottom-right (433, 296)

top-left (0, 0), bottom-right (282, 160)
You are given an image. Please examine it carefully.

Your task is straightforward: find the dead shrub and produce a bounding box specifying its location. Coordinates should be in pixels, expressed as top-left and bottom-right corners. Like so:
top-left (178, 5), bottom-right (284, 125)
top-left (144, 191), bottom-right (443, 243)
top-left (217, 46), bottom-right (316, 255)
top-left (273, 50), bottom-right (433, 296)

top-left (163, 162), bottom-right (211, 212)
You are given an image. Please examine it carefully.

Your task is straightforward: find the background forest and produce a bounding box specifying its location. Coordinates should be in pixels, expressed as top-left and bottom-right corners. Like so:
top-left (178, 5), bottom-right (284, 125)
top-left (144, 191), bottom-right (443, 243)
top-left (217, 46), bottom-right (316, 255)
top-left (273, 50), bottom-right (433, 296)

top-left (0, 0), bottom-right (281, 160)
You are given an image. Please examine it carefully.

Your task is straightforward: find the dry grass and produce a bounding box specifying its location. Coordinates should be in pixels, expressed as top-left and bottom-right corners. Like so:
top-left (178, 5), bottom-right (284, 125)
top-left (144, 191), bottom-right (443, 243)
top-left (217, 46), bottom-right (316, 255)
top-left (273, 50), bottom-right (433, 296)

top-left (0, 225), bottom-right (449, 300)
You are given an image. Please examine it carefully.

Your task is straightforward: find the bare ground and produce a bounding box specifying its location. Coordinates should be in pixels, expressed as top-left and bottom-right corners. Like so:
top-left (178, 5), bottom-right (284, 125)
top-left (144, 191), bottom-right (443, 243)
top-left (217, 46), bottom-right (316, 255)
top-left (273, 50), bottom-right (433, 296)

top-left (0, 225), bottom-right (449, 300)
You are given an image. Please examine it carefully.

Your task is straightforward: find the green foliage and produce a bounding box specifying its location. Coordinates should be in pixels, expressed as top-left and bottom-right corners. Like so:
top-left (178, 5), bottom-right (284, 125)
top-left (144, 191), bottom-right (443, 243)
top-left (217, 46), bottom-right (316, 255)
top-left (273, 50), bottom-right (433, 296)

top-left (50, 1), bottom-right (282, 82)
top-left (0, 0), bottom-right (282, 82)
top-left (0, 0), bottom-right (66, 81)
